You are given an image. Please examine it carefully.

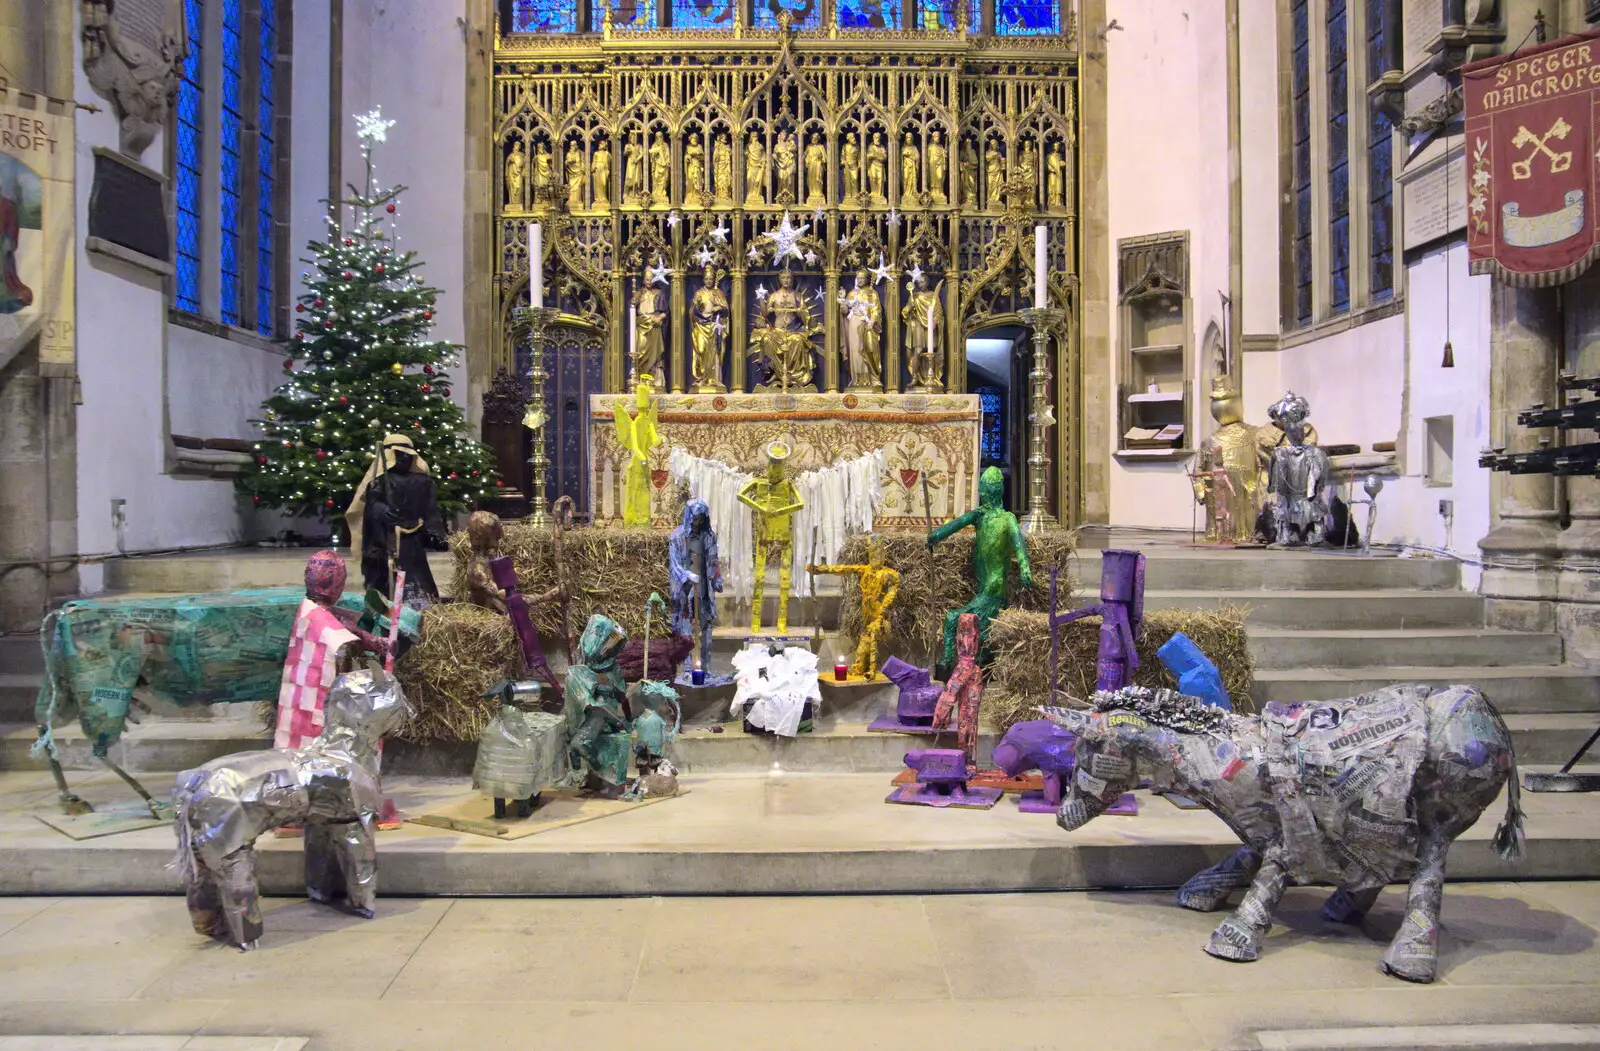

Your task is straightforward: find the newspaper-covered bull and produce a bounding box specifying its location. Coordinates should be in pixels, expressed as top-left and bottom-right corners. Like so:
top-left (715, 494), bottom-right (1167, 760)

top-left (1043, 683), bottom-right (1524, 983)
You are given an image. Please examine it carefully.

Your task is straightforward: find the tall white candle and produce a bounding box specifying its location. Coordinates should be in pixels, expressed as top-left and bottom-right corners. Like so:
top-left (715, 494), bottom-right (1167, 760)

top-left (1034, 225), bottom-right (1047, 308)
top-left (629, 302), bottom-right (638, 381)
top-left (926, 294), bottom-right (935, 368)
top-left (529, 222), bottom-right (544, 307)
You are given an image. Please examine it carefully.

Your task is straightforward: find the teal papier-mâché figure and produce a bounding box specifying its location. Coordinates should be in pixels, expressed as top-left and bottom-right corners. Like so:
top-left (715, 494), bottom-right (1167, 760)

top-left (927, 465), bottom-right (1034, 674)
top-left (562, 613), bottom-right (633, 797)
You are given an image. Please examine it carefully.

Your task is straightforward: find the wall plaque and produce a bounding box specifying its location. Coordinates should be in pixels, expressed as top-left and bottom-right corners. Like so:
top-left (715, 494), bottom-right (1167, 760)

top-left (1402, 148), bottom-right (1466, 250)
top-left (1403, 0), bottom-right (1443, 71)
top-left (87, 148), bottom-right (169, 264)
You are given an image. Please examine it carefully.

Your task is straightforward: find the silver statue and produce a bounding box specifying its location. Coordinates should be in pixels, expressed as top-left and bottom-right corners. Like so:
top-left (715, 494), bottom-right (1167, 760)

top-left (1265, 391), bottom-right (1331, 547)
top-left (170, 668), bottom-right (411, 950)
top-left (1347, 474), bottom-right (1384, 556)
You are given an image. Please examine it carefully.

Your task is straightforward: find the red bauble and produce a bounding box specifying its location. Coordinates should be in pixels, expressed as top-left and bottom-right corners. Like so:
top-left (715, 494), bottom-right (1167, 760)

top-left (421, 384), bottom-right (432, 393)
top-left (282, 359), bottom-right (293, 371)
top-left (323, 320), bottom-right (333, 329)
top-left (257, 457), bottom-right (268, 465)
top-left (495, 480), bottom-right (503, 487)
top-left (341, 270), bottom-right (353, 279)
top-left (439, 387), bottom-right (451, 398)
top-left (295, 303), bottom-right (305, 313)
top-left (422, 365), bottom-right (435, 376)
top-left (252, 496), bottom-right (261, 504)
top-left (315, 450), bottom-right (327, 460)
top-left (314, 298), bottom-right (324, 307)
top-left (448, 472), bottom-right (459, 480)
top-left (471, 470), bottom-right (480, 477)
top-left (386, 203), bottom-right (397, 213)
top-left (412, 421), bottom-right (421, 429)
top-left (343, 238), bottom-right (353, 246)
top-left (325, 498), bottom-right (335, 507)
top-left (338, 395), bottom-right (349, 405)
top-left (423, 311), bottom-right (433, 320)
top-left (376, 264), bottom-right (386, 274)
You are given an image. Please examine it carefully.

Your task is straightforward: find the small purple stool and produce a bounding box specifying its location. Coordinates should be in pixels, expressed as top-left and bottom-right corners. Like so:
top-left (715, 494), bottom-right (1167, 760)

top-left (886, 748), bottom-right (1002, 809)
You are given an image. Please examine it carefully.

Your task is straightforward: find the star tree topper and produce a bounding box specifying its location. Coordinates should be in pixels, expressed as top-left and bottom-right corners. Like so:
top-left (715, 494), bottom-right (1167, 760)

top-left (355, 108), bottom-right (395, 148)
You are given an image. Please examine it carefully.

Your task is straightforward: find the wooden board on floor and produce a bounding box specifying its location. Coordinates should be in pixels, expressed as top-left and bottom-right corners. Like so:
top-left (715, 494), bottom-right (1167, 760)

top-left (35, 800), bottom-right (169, 840)
top-left (890, 767), bottom-right (1043, 793)
top-left (408, 788), bottom-right (685, 840)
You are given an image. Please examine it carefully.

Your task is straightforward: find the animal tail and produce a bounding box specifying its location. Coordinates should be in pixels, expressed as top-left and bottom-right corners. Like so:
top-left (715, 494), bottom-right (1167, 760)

top-left (1490, 704), bottom-right (1527, 863)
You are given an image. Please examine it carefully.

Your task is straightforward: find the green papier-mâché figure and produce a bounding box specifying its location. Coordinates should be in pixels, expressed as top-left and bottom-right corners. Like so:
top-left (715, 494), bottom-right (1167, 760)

top-left (927, 465), bottom-right (1033, 673)
top-left (562, 614), bottom-right (633, 797)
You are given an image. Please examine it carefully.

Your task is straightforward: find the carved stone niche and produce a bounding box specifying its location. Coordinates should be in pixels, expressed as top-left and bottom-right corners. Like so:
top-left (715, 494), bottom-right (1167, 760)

top-left (81, 0), bottom-right (188, 159)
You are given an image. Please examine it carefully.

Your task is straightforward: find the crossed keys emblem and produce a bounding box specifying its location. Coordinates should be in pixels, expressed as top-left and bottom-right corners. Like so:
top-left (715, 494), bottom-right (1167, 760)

top-left (1511, 117), bottom-right (1574, 180)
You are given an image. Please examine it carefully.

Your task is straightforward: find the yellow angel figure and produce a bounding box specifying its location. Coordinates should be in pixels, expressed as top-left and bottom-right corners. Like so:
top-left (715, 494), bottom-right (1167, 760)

top-left (737, 441), bottom-right (804, 633)
top-left (808, 536), bottom-right (900, 680)
top-left (612, 376), bottom-right (663, 527)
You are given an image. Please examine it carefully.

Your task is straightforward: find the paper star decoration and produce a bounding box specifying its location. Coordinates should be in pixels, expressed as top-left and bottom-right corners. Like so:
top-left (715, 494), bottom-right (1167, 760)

top-left (712, 317), bottom-right (728, 337)
top-left (804, 249), bottom-right (817, 264)
top-left (905, 262), bottom-right (925, 289)
top-left (666, 211), bottom-right (682, 228)
top-left (711, 220), bottom-right (730, 243)
top-left (747, 243), bottom-right (762, 262)
top-left (813, 203), bottom-right (826, 225)
top-left (755, 283), bottom-right (769, 302)
top-left (838, 234), bottom-right (851, 249)
top-left (869, 252), bottom-right (893, 285)
top-left (355, 109), bottom-right (395, 145)
top-left (762, 211), bottom-right (811, 265)
top-left (885, 207), bottom-right (901, 230)
top-left (647, 257), bottom-right (671, 286)
top-left (696, 245), bottom-right (717, 267)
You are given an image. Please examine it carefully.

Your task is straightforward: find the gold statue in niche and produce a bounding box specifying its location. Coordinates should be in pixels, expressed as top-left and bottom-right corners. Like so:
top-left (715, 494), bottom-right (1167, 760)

top-left (591, 139), bottom-right (611, 210)
top-left (900, 132), bottom-right (920, 206)
top-left (903, 272), bottom-right (944, 391)
top-left (1193, 379), bottom-right (1262, 545)
top-left (632, 278), bottom-right (668, 387)
top-left (649, 133), bottom-right (671, 207)
top-left (712, 133), bottom-right (735, 207)
top-left (1047, 144), bottom-right (1067, 210)
top-left (751, 269), bottom-right (817, 392)
top-left (840, 269), bottom-right (883, 391)
top-left (865, 132), bottom-right (888, 206)
top-left (565, 142), bottom-right (585, 211)
top-left (533, 143), bottom-right (555, 204)
top-left (804, 133), bottom-right (826, 205)
top-left (959, 139), bottom-right (978, 206)
top-left (1018, 141), bottom-right (1039, 207)
top-left (841, 133), bottom-right (861, 202)
top-left (505, 141), bottom-right (526, 210)
top-left (984, 139), bottom-right (1004, 211)
top-left (690, 264), bottom-right (729, 393)
top-left (775, 130), bottom-right (798, 204)
top-left (744, 133), bottom-right (767, 206)
top-left (684, 138), bottom-right (706, 208)
top-left (927, 130), bottom-right (948, 206)
top-left (623, 132), bottom-right (646, 208)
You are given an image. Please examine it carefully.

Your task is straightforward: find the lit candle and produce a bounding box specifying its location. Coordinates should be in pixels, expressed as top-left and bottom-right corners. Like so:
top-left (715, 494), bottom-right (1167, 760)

top-left (834, 662), bottom-right (848, 682)
top-left (1034, 225), bottom-right (1047, 308)
top-left (529, 222), bottom-right (543, 308)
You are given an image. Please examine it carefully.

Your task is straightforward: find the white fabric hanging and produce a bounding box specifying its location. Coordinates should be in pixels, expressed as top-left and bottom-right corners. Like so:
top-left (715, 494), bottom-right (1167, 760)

top-left (729, 643), bottom-right (821, 738)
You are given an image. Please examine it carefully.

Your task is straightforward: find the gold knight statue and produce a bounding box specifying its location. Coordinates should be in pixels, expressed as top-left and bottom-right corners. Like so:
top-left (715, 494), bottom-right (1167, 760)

top-left (738, 442), bottom-right (804, 633)
top-left (1192, 378), bottom-right (1261, 545)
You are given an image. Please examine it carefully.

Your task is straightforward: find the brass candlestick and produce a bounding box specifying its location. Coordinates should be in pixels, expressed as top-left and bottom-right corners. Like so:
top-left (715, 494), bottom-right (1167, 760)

top-left (1017, 306), bottom-right (1063, 534)
top-left (515, 305), bottom-right (561, 530)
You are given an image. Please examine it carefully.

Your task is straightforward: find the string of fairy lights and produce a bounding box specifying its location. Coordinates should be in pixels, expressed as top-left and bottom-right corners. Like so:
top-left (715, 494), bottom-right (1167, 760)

top-left (243, 109), bottom-right (498, 519)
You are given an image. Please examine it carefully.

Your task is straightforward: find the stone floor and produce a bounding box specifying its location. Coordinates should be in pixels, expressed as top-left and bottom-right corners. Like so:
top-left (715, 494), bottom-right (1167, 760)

top-left (0, 883), bottom-right (1596, 1050)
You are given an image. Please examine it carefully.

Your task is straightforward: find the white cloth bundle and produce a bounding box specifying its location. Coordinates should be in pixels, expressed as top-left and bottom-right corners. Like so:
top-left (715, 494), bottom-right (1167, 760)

top-left (729, 643), bottom-right (821, 738)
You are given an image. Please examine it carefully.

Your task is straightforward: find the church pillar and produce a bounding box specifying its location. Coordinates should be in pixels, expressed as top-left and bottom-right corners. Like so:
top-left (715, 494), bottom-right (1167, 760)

top-left (609, 275), bottom-right (626, 391)
top-left (885, 229), bottom-right (902, 393)
top-left (730, 268), bottom-right (747, 393)
top-left (945, 254), bottom-right (962, 393)
top-left (670, 268), bottom-right (688, 393)
top-left (1558, 269), bottom-right (1600, 663)
top-left (1480, 282), bottom-right (1562, 632)
top-left (824, 268), bottom-right (841, 393)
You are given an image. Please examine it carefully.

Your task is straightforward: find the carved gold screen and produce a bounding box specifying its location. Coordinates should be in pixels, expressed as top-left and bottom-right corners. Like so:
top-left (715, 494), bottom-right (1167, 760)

top-left (490, 9), bottom-right (1082, 521)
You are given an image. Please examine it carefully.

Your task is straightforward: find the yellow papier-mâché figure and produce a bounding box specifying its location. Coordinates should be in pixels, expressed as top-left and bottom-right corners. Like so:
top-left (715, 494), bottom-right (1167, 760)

top-left (612, 376), bottom-right (663, 527)
top-left (738, 442), bottom-right (804, 633)
top-left (808, 537), bottom-right (900, 680)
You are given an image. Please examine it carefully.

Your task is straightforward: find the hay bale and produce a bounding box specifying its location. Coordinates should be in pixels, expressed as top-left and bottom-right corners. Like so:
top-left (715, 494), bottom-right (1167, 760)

top-left (449, 523), bottom-right (671, 640)
top-left (394, 603), bottom-right (519, 743)
top-left (984, 605), bottom-right (1254, 734)
top-left (837, 530), bottom-right (1076, 656)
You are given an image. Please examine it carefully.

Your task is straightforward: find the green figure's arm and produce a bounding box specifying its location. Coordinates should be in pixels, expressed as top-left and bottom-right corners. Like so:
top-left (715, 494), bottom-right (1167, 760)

top-left (929, 508), bottom-right (982, 547)
top-left (1007, 515), bottom-right (1034, 589)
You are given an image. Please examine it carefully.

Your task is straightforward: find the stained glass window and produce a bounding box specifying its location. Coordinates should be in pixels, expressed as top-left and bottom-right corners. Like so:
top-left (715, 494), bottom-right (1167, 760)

top-left (978, 386), bottom-right (1005, 463)
top-left (670, 0), bottom-right (738, 28)
top-left (1367, 0), bottom-right (1393, 301)
top-left (916, 0), bottom-right (970, 31)
top-left (754, 0), bottom-right (822, 30)
top-left (996, 0), bottom-right (1058, 35)
top-left (220, 0), bottom-right (242, 326)
top-left (1327, 0), bottom-right (1350, 315)
top-left (512, 0), bottom-right (579, 33)
top-left (255, 0), bottom-right (277, 335)
top-left (592, 0), bottom-right (657, 29)
top-left (838, 0), bottom-right (900, 30)
top-left (1291, 0), bottom-right (1312, 327)
top-left (174, 0), bottom-right (203, 314)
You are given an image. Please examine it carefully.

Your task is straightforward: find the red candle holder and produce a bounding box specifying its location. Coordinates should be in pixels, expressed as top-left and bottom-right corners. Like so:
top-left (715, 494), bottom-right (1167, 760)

top-left (833, 663), bottom-right (848, 681)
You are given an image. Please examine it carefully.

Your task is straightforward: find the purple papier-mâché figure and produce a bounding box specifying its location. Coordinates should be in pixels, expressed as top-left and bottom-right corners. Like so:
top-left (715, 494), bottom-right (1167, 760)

top-left (1049, 549), bottom-right (1146, 700)
top-left (887, 747), bottom-right (1001, 809)
top-left (867, 656), bottom-right (944, 734)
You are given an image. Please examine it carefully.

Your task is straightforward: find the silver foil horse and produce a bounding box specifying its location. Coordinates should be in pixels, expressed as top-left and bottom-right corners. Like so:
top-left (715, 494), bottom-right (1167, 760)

top-left (170, 668), bottom-right (411, 950)
top-left (1045, 684), bottom-right (1523, 982)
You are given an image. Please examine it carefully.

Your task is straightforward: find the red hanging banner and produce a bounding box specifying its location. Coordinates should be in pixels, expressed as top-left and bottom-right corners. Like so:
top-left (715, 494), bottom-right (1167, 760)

top-left (1465, 29), bottom-right (1600, 287)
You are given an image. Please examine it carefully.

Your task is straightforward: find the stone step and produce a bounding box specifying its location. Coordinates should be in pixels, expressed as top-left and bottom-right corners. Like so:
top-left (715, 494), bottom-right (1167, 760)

top-left (0, 635), bottom-right (43, 675)
top-left (1503, 713), bottom-right (1600, 765)
top-left (1247, 628), bottom-right (1564, 670)
top-left (1074, 549), bottom-right (1460, 592)
top-left (1252, 666), bottom-right (1600, 713)
top-left (2, 769), bottom-right (1590, 896)
top-left (1084, 589), bottom-right (1485, 629)
top-left (0, 673), bottom-right (38, 723)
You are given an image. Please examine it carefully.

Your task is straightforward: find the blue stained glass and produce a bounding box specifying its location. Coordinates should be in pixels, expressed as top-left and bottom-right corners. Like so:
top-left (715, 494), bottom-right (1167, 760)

top-left (1290, 0), bottom-right (1312, 327)
top-left (838, 0), bottom-right (900, 29)
top-left (174, 0), bottom-right (203, 313)
top-left (219, 0), bottom-right (242, 326)
top-left (1327, 0), bottom-right (1349, 316)
top-left (977, 386), bottom-right (1005, 462)
top-left (1368, 0), bottom-right (1393, 301)
top-left (916, 0), bottom-right (969, 30)
top-left (996, 0), bottom-right (1057, 34)
top-left (256, 0), bottom-right (277, 335)
top-left (669, 0), bottom-right (737, 28)
top-left (512, 0), bottom-right (579, 32)
top-left (593, 0), bottom-right (657, 29)
top-left (754, 0), bottom-right (822, 30)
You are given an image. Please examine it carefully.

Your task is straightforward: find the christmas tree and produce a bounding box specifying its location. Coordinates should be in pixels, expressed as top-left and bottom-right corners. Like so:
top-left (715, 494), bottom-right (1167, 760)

top-left (240, 108), bottom-right (497, 527)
